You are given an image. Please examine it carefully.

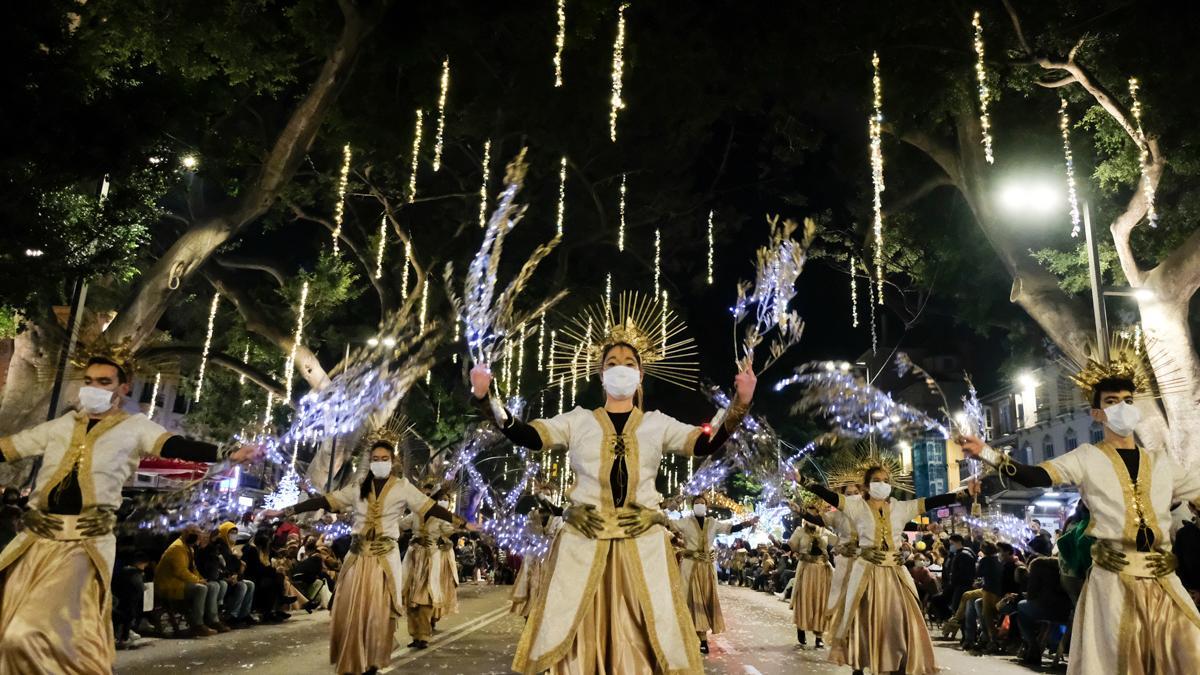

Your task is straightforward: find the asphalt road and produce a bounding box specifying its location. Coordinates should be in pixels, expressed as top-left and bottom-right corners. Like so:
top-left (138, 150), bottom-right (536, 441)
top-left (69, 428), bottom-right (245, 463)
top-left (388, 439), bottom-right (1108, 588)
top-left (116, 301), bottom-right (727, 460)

top-left (117, 582), bottom-right (1043, 674)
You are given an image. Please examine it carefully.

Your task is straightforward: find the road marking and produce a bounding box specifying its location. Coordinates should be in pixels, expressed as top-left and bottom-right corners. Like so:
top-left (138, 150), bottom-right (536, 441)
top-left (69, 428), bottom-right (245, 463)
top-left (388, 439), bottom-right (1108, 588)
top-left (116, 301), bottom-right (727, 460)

top-left (381, 605), bottom-right (511, 671)
top-left (741, 667), bottom-right (763, 675)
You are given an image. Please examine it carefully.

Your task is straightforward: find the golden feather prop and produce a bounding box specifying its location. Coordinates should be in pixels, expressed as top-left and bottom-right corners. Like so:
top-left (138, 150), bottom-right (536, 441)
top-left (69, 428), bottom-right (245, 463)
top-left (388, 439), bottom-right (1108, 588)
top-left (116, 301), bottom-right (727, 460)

top-left (1058, 327), bottom-right (1187, 407)
top-left (820, 439), bottom-right (914, 495)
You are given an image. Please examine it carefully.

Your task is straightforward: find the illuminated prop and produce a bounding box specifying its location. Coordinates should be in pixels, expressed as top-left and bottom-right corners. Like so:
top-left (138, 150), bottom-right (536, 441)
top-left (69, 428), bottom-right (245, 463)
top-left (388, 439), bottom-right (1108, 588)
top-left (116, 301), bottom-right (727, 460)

top-left (433, 58), bottom-right (450, 172)
top-left (869, 52), bottom-right (886, 305)
top-left (1128, 78), bottom-right (1157, 227)
top-left (609, 3), bottom-right (629, 142)
top-left (1060, 98), bottom-right (1082, 237)
top-left (971, 12), bottom-right (994, 164)
top-left (408, 109), bottom-right (423, 202)
top-left (731, 216), bottom-right (816, 374)
top-left (194, 293), bottom-right (220, 402)
top-left (331, 144), bottom-right (352, 254)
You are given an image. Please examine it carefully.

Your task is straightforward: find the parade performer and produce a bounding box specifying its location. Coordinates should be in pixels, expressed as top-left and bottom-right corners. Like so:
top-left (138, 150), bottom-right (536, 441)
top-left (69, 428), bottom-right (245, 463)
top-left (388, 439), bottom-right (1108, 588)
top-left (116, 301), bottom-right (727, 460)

top-left (0, 352), bottom-right (258, 673)
top-left (430, 493), bottom-right (460, 625)
top-left (510, 483), bottom-right (564, 617)
top-left (819, 485), bottom-right (860, 627)
top-left (667, 494), bottom-right (758, 655)
top-left (399, 480), bottom-right (461, 649)
top-left (787, 510), bottom-right (832, 648)
top-left (472, 293), bottom-right (755, 674)
top-left (262, 440), bottom-right (462, 674)
top-left (961, 341), bottom-right (1200, 674)
top-left (803, 466), bottom-right (976, 675)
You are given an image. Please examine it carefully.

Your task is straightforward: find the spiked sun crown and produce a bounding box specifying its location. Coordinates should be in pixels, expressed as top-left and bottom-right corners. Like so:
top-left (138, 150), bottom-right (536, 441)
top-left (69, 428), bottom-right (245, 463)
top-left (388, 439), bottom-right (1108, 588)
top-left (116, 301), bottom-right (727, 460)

top-left (1060, 327), bottom-right (1185, 406)
top-left (821, 439), bottom-right (915, 496)
top-left (70, 334), bottom-right (138, 377)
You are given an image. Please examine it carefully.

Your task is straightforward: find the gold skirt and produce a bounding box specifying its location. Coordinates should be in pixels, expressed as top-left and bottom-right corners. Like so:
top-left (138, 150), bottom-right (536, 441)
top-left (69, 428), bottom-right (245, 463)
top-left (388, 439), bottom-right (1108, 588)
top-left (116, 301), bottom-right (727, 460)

top-left (0, 538), bottom-right (114, 675)
top-left (403, 546), bottom-right (435, 608)
top-left (1075, 574), bottom-right (1200, 675)
top-left (792, 561), bottom-right (832, 632)
top-left (686, 562), bottom-right (724, 635)
top-left (548, 539), bottom-right (661, 675)
top-left (511, 557), bottom-right (545, 617)
top-left (329, 554), bottom-right (398, 674)
top-left (830, 564), bottom-right (936, 675)
top-left (432, 551), bottom-right (458, 620)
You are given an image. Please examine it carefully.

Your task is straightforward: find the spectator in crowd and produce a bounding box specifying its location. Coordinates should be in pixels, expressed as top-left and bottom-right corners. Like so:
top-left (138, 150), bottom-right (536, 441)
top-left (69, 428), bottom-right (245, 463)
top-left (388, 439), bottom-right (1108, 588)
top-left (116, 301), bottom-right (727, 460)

top-left (289, 537), bottom-right (334, 611)
top-left (197, 522), bottom-right (257, 627)
top-left (964, 541), bottom-right (1001, 651)
top-left (112, 548), bottom-right (155, 649)
top-left (155, 525), bottom-right (228, 637)
top-left (241, 530), bottom-right (293, 623)
top-left (457, 536), bottom-right (478, 582)
top-left (1056, 501), bottom-right (1094, 604)
top-left (935, 533), bottom-right (976, 625)
top-left (1016, 554), bottom-right (1072, 668)
top-left (1176, 502), bottom-right (1200, 606)
top-left (908, 552), bottom-right (939, 611)
top-left (0, 505), bottom-right (21, 552)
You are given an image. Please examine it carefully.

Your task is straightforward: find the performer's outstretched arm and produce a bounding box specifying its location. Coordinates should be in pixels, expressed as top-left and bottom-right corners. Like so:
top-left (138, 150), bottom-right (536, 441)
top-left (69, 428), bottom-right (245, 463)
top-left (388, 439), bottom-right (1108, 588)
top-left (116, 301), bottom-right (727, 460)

top-left (960, 436), bottom-right (1054, 488)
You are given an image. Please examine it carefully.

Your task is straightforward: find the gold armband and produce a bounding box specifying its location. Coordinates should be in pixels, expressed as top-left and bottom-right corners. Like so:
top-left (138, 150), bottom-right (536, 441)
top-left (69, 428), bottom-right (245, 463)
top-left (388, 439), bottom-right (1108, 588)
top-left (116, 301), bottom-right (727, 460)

top-left (722, 398), bottom-right (751, 432)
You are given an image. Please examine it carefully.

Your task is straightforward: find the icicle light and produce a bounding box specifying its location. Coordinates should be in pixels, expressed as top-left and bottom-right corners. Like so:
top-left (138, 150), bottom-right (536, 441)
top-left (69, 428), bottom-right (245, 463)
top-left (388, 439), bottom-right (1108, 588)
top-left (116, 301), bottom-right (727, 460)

top-left (238, 345), bottom-right (249, 385)
top-left (283, 281), bottom-right (310, 400)
top-left (869, 51), bottom-right (886, 306)
top-left (538, 316), bottom-right (547, 371)
top-left (660, 289), bottom-right (668, 358)
top-left (605, 272), bottom-right (613, 315)
top-left (408, 109), bottom-right (423, 202)
top-left (478, 139), bottom-right (492, 228)
top-left (850, 256), bottom-right (860, 328)
top-left (194, 293), bottom-right (220, 402)
top-left (706, 210), bottom-right (715, 285)
top-left (971, 12), bottom-right (994, 164)
top-left (1129, 77), bottom-right (1158, 227)
top-left (653, 228), bottom-right (661, 296)
top-left (148, 371), bottom-right (161, 420)
top-left (618, 173), bottom-right (627, 251)
top-left (331, 143), bottom-right (352, 254)
top-left (609, 3), bottom-right (629, 142)
top-left (263, 391), bottom-right (274, 429)
top-left (433, 58), bottom-right (450, 172)
top-left (516, 331), bottom-right (526, 393)
top-left (556, 156), bottom-right (567, 236)
top-left (401, 241), bottom-right (413, 300)
top-left (869, 285), bottom-right (878, 355)
top-left (1059, 98), bottom-right (1082, 237)
top-left (374, 214), bottom-right (387, 279)
top-left (419, 279), bottom-right (429, 331)
top-left (553, 0), bottom-right (566, 87)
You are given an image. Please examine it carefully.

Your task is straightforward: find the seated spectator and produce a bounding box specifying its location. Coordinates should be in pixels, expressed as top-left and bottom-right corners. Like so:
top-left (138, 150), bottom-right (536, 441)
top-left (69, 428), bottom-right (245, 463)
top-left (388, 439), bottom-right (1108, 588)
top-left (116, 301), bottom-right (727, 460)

top-left (908, 553), bottom-right (939, 610)
top-left (241, 529), bottom-right (293, 623)
top-left (113, 548), bottom-right (155, 649)
top-left (934, 533), bottom-right (976, 625)
top-left (1017, 555), bottom-right (1072, 668)
top-left (290, 541), bottom-right (333, 612)
top-left (1175, 502), bottom-right (1200, 606)
top-left (201, 522), bottom-right (257, 627)
top-left (155, 525), bottom-right (228, 637)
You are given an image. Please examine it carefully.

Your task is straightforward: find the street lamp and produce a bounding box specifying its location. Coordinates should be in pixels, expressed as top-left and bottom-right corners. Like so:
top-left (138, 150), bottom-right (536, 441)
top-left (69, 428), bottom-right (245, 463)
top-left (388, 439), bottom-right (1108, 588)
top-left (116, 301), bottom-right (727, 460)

top-left (998, 181), bottom-right (1110, 362)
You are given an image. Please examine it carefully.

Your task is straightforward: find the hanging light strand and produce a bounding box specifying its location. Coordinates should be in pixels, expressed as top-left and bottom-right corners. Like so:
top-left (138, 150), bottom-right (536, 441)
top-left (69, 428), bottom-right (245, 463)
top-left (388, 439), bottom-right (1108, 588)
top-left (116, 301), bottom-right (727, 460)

top-left (331, 144), bottom-right (352, 254)
top-left (605, 272), bottom-right (613, 316)
top-left (516, 331), bottom-right (526, 394)
top-left (194, 293), bottom-right (220, 402)
top-left (408, 109), bottom-right (423, 202)
top-left (433, 58), bottom-right (450, 172)
top-left (401, 241), bottom-right (413, 300)
top-left (419, 279), bottom-right (430, 331)
top-left (706, 210), bottom-right (715, 285)
top-left (478, 139), bottom-right (492, 228)
top-left (537, 315), bottom-right (547, 371)
top-left (653, 228), bottom-right (661, 296)
top-left (556, 156), bottom-right (567, 236)
top-left (1059, 98), bottom-right (1082, 237)
top-left (971, 12), bottom-right (994, 164)
top-left (283, 281), bottom-right (310, 401)
top-left (553, 0), bottom-right (566, 87)
top-left (1128, 77), bottom-right (1158, 227)
top-left (238, 345), bottom-right (249, 385)
top-left (609, 3), bottom-right (629, 142)
top-left (869, 51), bottom-right (886, 305)
top-left (374, 214), bottom-right (387, 279)
top-left (618, 173), bottom-right (627, 251)
top-left (148, 372), bottom-right (161, 421)
top-left (850, 256), bottom-right (860, 328)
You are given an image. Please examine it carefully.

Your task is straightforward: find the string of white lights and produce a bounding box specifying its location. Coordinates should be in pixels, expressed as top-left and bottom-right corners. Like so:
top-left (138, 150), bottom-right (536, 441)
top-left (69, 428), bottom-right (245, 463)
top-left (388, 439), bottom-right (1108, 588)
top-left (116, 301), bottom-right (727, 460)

top-left (331, 144), bottom-right (352, 254)
top-left (605, 272), bottom-right (613, 315)
top-left (538, 315), bottom-right (547, 371)
top-left (516, 331), bottom-right (526, 394)
top-left (1059, 98), bottom-right (1082, 237)
top-left (374, 214), bottom-right (387, 279)
top-left (850, 256), bottom-right (859, 328)
top-left (419, 279), bottom-right (429, 331)
top-left (283, 281), bottom-right (310, 400)
top-left (556, 156), bottom-right (567, 236)
top-left (971, 12), bottom-right (994, 164)
top-left (553, 0), bottom-right (566, 87)
top-left (238, 345), bottom-right (249, 385)
top-left (401, 241), bottom-right (412, 300)
top-left (706, 210), bottom-right (715, 285)
top-left (433, 58), bottom-right (450, 172)
top-left (148, 371), bottom-right (161, 421)
top-left (194, 293), bottom-right (220, 402)
top-left (478, 139), bottom-right (492, 228)
top-left (618, 173), bottom-right (627, 251)
top-left (653, 228), bottom-right (661, 296)
top-left (1128, 77), bottom-right (1158, 227)
top-left (609, 3), bottom-right (629, 142)
top-left (408, 109), bottom-right (423, 202)
top-left (869, 51), bottom-right (886, 306)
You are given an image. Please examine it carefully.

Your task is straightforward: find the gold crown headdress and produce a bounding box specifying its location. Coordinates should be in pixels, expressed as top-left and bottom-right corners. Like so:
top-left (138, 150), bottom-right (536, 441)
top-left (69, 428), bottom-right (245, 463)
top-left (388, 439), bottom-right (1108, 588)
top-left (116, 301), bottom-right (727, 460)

top-left (548, 291), bottom-right (699, 390)
top-left (1060, 327), bottom-right (1184, 405)
top-left (359, 413), bottom-right (413, 453)
top-left (821, 438), bottom-right (914, 495)
top-left (69, 334), bottom-right (138, 377)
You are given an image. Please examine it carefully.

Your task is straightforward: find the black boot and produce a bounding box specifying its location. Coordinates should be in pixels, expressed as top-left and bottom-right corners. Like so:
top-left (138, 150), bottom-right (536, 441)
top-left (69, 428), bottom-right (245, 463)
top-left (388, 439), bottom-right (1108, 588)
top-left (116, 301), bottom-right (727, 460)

top-left (814, 633), bottom-right (824, 649)
top-left (699, 639), bottom-right (709, 655)
top-left (797, 629), bottom-right (806, 645)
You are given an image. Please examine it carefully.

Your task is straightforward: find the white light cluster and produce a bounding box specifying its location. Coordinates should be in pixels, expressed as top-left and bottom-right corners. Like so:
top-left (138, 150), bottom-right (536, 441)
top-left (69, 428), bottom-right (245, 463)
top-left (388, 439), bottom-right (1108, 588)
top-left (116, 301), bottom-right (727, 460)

top-left (706, 210), bottom-right (715, 285)
top-left (433, 58), bottom-right (450, 172)
top-left (609, 3), bottom-right (629, 142)
top-left (331, 144), bottom-right (352, 254)
top-left (553, 0), bottom-right (566, 87)
top-left (409, 109), bottom-right (423, 202)
top-left (971, 12), bottom-right (994, 164)
top-left (653, 228), bottom-right (661, 296)
top-left (147, 371), bottom-right (161, 421)
top-left (618, 173), bottom-right (627, 251)
top-left (850, 256), bottom-right (859, 328)
top-left (1128, 78), bottom-right (1157, 227)
top-left (1059, 98), bottom-right (1082, 237)
top-left (194, 294), bottom-right (220, 402)
top-left (283, 281), bottom-right (310, 400)
top-left (869, 52), bottom-right (886, 306)
top-left (479, 139), bottom-right (492, 228)
top-left (375, 214), bottom-right (387, 279)
top-left (556, 156), bottom-right (567, 236)
top-left (401, 241), bottom-right (412, 300)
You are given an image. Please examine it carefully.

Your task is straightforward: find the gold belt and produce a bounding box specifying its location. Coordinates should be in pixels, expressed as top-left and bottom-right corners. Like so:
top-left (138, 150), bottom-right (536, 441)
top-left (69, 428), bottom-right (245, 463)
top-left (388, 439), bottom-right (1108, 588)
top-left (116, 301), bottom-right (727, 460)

top-left (683, 549), bottom-right (715, 562)
top-left (834, 543), bottom-right (859, 558)
top-left (350, 534), bottom-right (396, 556)
top-left (860, 547), bottom-right (902, 567)
top-left (799, 553), bottom-right (827, 564)
top-left (568, 506), bottom-right (663, 540)
top-left (1101, 542), bottom-right (1174, 579)
top-left (28, 508), bottom-right (114, 541)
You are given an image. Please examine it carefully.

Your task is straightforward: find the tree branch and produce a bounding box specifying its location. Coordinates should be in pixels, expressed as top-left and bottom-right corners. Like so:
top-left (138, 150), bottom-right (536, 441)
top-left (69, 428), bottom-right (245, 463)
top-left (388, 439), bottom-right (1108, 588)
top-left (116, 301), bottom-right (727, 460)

top-left (883, 173), bottom-right (955, 217)
top-left (214, 255), bottom-right (288, 287)
top-left (106, 1), bottom-right (393, 347)
top-left (360, 175), bottom-right (425, 317)
top-left (283, 197), bottom-right (396, 310)
top-left (135, 345), bottom-right (287, 399)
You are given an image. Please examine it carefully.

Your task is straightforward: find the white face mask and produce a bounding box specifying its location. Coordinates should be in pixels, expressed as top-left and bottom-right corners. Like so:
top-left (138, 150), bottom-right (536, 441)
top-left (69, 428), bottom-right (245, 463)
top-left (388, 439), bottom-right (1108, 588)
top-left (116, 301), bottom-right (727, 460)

top-left (437, 500), bottom-right (450, 509)
top-left (601, 365), bottom-right (641, 399)
top-left (78, 385), bottom-right (116, 414)
top-left (868, 481), bottom-right (892, 500)
top-left (1103, 401), bottom-right (1141, 437)
top-left (693, 504), bottom-right (708, 517)
top-left (369, 461), bottom-right (392, 479)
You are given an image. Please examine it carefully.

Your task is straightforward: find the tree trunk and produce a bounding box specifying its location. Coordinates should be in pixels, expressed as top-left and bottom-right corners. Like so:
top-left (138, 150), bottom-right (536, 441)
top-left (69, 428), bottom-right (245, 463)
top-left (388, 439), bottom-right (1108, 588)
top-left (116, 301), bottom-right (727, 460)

top-left (1136, 295), bottom-right (1200, 461)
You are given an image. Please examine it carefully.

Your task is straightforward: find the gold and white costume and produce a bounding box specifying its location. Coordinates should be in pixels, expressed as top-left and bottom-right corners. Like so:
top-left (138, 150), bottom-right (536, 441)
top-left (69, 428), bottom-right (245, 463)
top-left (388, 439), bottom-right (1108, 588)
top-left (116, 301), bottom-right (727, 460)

top-left (821, 508), bottom-right (858, 619)
top-left (400, 511), bottom-right (456, 640)
top-left (511, 511), bottom-right (564, 617)
top-left (787, 525), bottom-right (832, 632)
top-left (322, 476), bottom-right (434, 673)
top-left (0, 410), bottom-right (178, 673)
top-left (512, 406), bottom-right (705, 675)
top-left (668, 513), bottom-right (735, 636)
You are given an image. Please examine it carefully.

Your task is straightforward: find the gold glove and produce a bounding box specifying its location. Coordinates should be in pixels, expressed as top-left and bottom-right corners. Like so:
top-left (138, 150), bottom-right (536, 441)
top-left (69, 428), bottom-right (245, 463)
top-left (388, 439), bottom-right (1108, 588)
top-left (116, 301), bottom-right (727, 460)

top-left (564, 503), bottom-right (605, 539)
top-left (860, 547), bottom-right (892, 565)
top-left (617, 502), bottom-right (667, 537)
top-left (21, 508), bottom-right (63, 538)
top-left (78, 506), bottom-right (117, 537)
top-left (1147, 549), bottom-right (1178, 578)
top-left (1090, 541), bottom-right (1129, 573)
top-left (411, 535), bottom-right (434, 547)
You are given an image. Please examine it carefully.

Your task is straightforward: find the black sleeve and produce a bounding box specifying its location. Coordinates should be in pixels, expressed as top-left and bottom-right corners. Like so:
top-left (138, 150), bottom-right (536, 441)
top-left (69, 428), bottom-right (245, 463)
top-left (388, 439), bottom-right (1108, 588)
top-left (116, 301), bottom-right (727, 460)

top-left (691, 424), bottom-right (733, 458)
top-left (730, 520), bottom-right (755, 533)
top-left (472, 395), bottom-right (544, 450)
top-left (291, 496), bottom-right (332, 515)
top-left (426, 503), bottom-right (457, 524)
top-left (800, 512), bottom-right (825, 528)
top-left (922, 492), bottom-right (969, 510)
top-left (1008, 463), bottom-right (1054, 488)
top-left (804, 483), bottom-right (841, 507)
top-left (160, 436), bottom-right (221, 462)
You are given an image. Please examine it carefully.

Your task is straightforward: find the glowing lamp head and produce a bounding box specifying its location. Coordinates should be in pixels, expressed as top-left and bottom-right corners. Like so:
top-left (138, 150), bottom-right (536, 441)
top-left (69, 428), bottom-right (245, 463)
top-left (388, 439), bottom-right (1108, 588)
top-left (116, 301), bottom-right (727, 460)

top-left (181, 154), bottom-right (198, 170)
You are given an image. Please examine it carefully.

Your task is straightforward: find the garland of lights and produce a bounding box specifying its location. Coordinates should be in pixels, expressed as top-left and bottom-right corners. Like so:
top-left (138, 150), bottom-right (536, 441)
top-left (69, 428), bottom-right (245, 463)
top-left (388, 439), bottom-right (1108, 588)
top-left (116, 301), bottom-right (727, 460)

top-left (516, 331), bottom-right (526, 393)
top-left (1128, 77), bottom-right (1158, 227)
top-left (283, 281), bottom-right (310, 401)
top-left (556, 156), bottom-right (567, 236)
top-left (605, 272), bottom-right (613, 316)
top-left (433, 58), bottom-right (450, 172)
top-left (479, 139), bottom-right (492, 228)
top-left (653, 228), bottom-right (661, 296)
top-left (419, 279), bottom-right (429, 332)
top-left (850, 255), bottom-right (859, 328)
top-left (971, 12), bottom-right (994, 164)
top-left (401, 241), bottom-right (412, 300)
top-left (263, 391), bottom-right (275, 430)
top-left (408, 109), bottom-right (423, 202)
top-left (374, 214), bottom-right (387, 279)
top-left (239, 345), bottom-right (248, 385)
top-left (1059, 98), bottom-right (1082, 237)
top-left (706, 210), bottom-right (715, 285)
top-left (609, 3), bottom-right (629, 142)
top-left (618, 173), bottom-right (627, 251)
top-left (331, 143), bottom-right (352, 254)
top-left (553, 0), bottom-right (566, 88)
top-left (537, 315), bottom-right (546, 370)
top-left (869, 52), bottom-right (886, 306)
top-left (148, 371), bottom-right (161, 420)
top-left (194, 293), bottom-right (220, 402)
top-left (869, 283), bottom-right (878, 354)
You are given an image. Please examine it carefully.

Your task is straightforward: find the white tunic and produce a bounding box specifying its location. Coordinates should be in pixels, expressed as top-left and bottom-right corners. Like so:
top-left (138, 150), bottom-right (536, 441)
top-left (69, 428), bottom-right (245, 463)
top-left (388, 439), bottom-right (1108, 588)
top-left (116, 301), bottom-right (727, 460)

top-left (0, 411), bottom-right (181, 588)
top-left (669, 513), bottom-right (734, 588)
top-left (399, 511), bottom-right (456, 606)
top-left (822, 509), bottom-right (859, 615)
top-left (324, 475), bottom-right (433, 610)
top-left (515, 406), bottom-right (705, 674)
